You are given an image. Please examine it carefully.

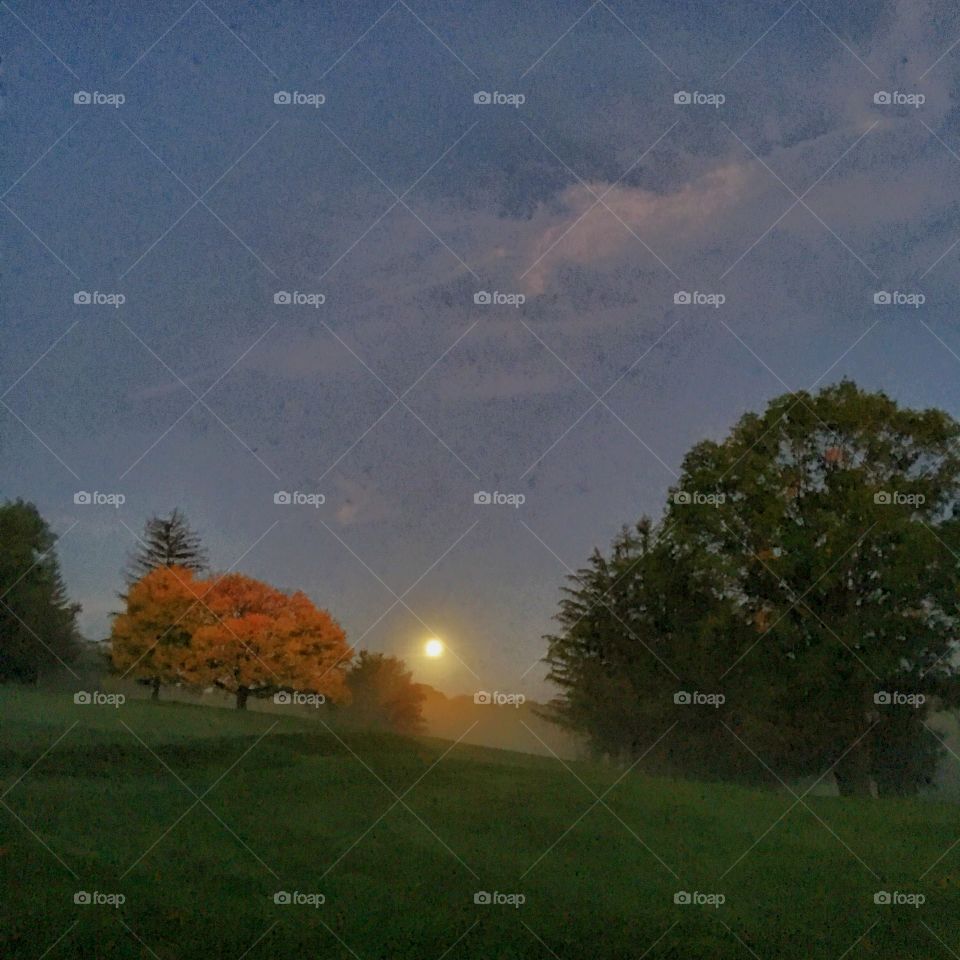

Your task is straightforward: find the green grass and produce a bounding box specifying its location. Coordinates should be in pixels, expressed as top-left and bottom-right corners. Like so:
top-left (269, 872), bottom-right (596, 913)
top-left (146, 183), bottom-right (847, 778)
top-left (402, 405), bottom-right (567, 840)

top-left (1, 688), bottom-right (958, 958)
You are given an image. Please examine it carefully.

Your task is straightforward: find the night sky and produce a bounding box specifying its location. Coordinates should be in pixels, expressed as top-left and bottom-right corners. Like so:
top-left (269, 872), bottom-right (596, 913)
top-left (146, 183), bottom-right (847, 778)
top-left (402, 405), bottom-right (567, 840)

top-left (4, 0), bottom-right (960, 698)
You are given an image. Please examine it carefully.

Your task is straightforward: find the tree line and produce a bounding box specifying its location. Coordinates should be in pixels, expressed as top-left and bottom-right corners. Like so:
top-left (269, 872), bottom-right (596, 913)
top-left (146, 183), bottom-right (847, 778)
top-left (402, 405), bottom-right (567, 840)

top-left (0, 504), bottom-right (426, 734)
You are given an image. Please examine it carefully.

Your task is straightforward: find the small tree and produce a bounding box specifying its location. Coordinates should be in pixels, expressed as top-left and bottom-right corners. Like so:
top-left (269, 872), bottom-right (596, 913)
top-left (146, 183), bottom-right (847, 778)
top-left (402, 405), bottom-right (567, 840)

top-left (122, 510), bottom-right (207, 697)
top-left (345, 652), bottom-right (427, 734)
top-left (111, 566), bottom-right (205, 696)
top-left (0, 500), bottom-right (81, 683)
top-left (176, 573), bottom-right (352, 709)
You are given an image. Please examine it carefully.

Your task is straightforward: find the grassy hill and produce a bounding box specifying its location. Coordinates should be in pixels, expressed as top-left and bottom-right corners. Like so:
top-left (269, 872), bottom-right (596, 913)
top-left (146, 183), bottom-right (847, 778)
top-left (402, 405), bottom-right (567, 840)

top-left (1, 688), bottom-right (957, 958)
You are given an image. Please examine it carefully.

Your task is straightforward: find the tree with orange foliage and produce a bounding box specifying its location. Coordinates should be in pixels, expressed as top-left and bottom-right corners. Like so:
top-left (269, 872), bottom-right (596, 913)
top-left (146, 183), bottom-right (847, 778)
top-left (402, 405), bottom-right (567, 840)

top-left (174, 573), bottom-right (352, 709)
top-left (110, 566), bottom-right (206, 696)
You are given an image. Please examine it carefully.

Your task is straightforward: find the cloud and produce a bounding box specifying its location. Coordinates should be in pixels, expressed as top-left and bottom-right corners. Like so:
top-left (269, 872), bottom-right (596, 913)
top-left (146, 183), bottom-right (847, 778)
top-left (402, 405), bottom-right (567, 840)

top-left (520, 164), bottom-right (749, 295)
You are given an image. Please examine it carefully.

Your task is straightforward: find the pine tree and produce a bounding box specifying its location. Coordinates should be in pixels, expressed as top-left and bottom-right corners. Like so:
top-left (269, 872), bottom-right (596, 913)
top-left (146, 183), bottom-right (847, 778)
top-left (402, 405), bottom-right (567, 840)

top-left (126, 509), bottom-right (207, 584)
top-left (121, 509), bottom-right (207, 698)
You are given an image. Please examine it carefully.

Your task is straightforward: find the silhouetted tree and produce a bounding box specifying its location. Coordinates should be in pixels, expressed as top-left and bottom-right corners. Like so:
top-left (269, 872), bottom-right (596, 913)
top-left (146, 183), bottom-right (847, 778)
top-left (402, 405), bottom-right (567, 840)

top-left (127, 509), bottom-right (207, 583)
top-left (0, 500), bottom-right (80, 683)
top-left (345, 652), bottom-right (427, 734)
top-left (546, 382), bottom-right (960, 797)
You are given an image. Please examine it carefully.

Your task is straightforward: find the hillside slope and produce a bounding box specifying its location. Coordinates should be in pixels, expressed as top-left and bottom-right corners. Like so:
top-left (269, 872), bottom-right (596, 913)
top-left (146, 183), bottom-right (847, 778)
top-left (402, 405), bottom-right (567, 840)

top-left (0, 688), bottom-right (956, 958)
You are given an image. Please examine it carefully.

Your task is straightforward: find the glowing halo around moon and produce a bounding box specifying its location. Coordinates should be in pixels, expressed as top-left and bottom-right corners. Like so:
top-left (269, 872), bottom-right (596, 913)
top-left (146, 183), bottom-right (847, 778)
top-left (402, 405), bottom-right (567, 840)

top-left (424, 638), bottom-right (444, 658)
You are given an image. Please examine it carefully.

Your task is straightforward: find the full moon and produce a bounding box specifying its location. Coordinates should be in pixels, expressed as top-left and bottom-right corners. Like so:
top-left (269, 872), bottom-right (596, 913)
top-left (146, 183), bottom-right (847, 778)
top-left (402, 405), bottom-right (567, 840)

top-left (424, 638), bottom-right (444, 658)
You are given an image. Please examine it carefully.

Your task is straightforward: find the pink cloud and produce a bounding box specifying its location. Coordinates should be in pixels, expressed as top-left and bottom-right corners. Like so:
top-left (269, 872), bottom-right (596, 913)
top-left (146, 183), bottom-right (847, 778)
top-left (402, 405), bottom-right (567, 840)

top-left (522, 164), bottom-right (748, 294)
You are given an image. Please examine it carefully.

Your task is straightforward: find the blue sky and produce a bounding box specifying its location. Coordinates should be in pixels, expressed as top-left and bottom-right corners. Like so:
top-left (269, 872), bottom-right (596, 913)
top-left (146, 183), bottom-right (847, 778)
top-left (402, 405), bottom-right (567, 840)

top-left (4, 0), bottom-right (960, 698)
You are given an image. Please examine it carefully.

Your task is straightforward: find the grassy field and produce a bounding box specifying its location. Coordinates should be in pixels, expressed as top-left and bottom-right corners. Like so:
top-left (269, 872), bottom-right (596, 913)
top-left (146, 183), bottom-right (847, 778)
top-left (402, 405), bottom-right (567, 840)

top-left (1, 689), bottom-right (958, 958)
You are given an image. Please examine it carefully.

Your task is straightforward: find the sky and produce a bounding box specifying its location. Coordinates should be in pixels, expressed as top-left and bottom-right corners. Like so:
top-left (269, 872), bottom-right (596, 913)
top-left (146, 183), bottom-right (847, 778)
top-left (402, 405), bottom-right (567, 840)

top-left (4, 0), bottom-right (960, 700)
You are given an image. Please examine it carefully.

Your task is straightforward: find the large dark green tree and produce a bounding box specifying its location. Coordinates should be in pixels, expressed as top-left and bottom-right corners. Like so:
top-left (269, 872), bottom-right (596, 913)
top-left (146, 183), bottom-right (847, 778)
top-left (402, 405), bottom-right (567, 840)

top-left (543, 521), bottom-right (663, 761)
top-left (0, 500), bottom-right (81, 683)
top-left (545, 382), bottom-right (960, 796)
top-left (544, 520), bottom-right (760, 782)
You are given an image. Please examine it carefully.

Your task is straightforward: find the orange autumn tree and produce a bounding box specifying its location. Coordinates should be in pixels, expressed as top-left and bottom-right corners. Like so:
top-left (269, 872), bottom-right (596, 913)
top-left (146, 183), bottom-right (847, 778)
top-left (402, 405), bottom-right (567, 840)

top-left (111, 565), bottom-right (207, 696)
top-left (175, 572), bottom-right (352, 709)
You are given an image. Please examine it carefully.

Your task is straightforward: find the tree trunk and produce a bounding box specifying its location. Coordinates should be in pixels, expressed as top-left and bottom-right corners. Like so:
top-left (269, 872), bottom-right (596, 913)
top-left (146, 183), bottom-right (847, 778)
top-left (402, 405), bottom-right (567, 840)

top-left (834, 743), bottom-right (873, 798)
top-left (151, 677), bottom-right (160, 701)
top-left (236, 686), bottom-right (249, 710)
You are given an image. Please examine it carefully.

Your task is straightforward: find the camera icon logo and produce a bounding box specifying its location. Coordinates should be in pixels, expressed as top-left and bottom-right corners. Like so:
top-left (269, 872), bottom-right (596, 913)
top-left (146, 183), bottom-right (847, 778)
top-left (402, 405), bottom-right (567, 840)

top-left (474, 91), bottom-right (492, 105)
top-left (674, 891), bottom-right (692, 904)
top-left (74, 291), bottom-right (91, 305)
top-left (273, 691), bottom-right (292, 705)
top-left (673, 291), bottom-right (691, 304)
top-left (874, 891), bottom-right (891, 904)
top-left (874, 291), bottom-right (891, 305)
top-left (673, 491), bottom-right (692, 505)
top-left (474, 491), bottom-right (492, 505)
top-left (74, 491), bottom-right (92, 505)
top-left (673, 691), bottom-right (691, 705)
top-left (874, 91), bottom-right (891, 105)
top-left (74, 891), bottom-right (91, 904)
top-left (474, 690), bottom-right (491, 705)
top-left (274, 891), bottom-right (292, 904)
top-left (74, 691), bottom-right (92, 705)
top-left (73, 91), bottom-right (91, 105)
top-left (274, 291), bottom-right (292, 304)
top-left (274, 491), bottom-right (292, 505)
top-left (874, 691), bottom-right (891, 705)
top-left (874, 491), bottom-right (891, 505)
top-left (274, 91), bottom-right (292, 105)
top-left (474, 891), bottom-right (492, 904)
top-left (474, 291), bottom-right (492, 305)
top-left (674, 91), bottom-right (692, 105)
